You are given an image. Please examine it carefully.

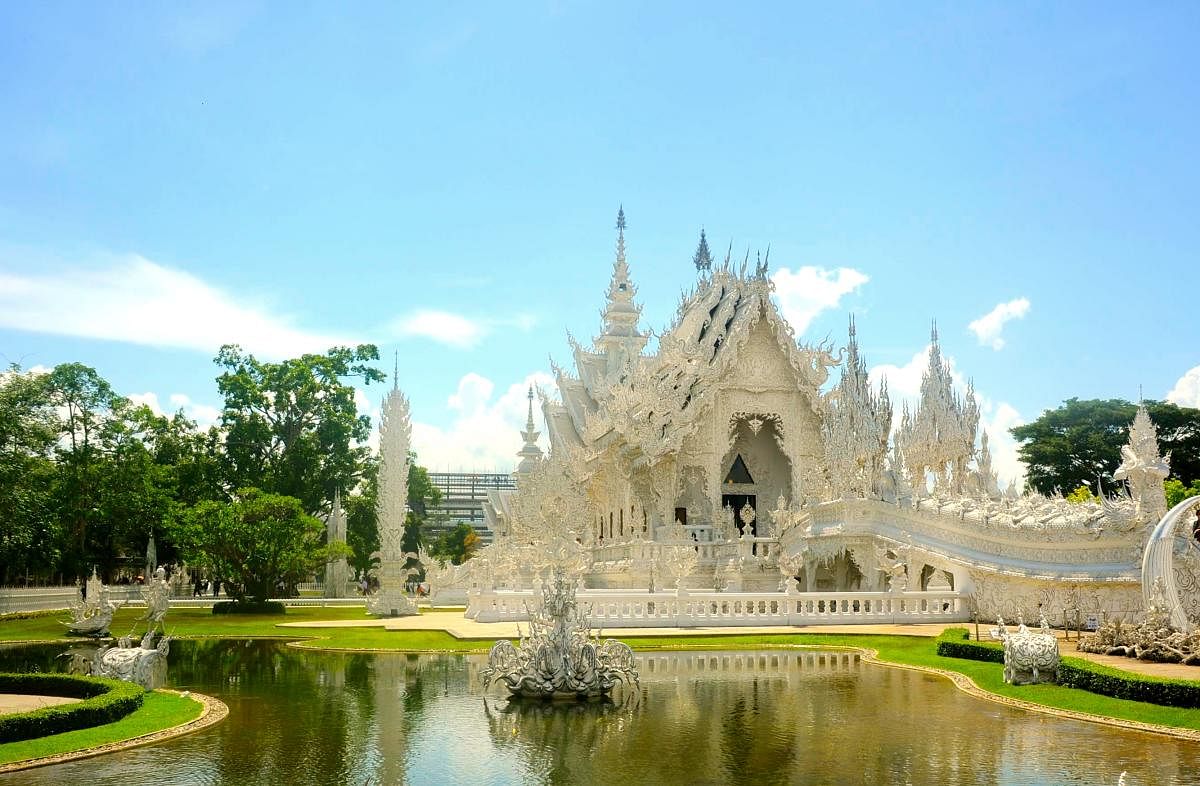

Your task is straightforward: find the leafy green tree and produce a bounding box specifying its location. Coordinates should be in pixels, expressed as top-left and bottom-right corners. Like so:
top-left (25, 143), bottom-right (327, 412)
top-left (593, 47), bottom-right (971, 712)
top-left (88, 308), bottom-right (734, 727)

top-left (1011, 398), bottom-right (1200, 496)
top-left (171, 488), bottom-right (350, 603)
top-left (213, 344), bottom-right (384, 515)
top-left (0, 366), bottom-right (59, 583)
top-left (431, 522), bottom-right (481, 565)
top-left (1166, 478), bottom-right (1200, 509)
top-left (1065, 485), bottom-right (1096, 504)
top-left (45, 363), bottom-right (122, 579)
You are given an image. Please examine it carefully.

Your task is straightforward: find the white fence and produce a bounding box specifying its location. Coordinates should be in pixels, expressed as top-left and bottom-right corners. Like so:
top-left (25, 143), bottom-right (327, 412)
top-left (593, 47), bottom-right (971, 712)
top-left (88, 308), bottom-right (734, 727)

top-left (466, 588), bottom-right (967, 627)
top-left (0, 585), bottom-right (367, 614)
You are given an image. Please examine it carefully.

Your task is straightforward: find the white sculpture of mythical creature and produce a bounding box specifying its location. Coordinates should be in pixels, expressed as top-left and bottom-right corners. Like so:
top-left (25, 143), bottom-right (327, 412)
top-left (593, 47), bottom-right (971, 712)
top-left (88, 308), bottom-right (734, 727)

top-left (999, 614), bottom-right (1060, 685)
top-left (479, 568), bottom-right (640, 699)
top-left (93, 631), bottom-right (171, 690)
top-left (873, 545), bottom-right (908, 592)
top-left (65, 568), bottom-right (122, 637)
top-left (139, 566), bottom-right (171, 635)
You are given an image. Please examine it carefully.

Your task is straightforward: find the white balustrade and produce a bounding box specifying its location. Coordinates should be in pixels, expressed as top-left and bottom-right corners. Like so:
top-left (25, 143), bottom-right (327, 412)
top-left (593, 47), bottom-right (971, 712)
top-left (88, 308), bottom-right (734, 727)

top-left (467, 587), bottom-right (966, 626)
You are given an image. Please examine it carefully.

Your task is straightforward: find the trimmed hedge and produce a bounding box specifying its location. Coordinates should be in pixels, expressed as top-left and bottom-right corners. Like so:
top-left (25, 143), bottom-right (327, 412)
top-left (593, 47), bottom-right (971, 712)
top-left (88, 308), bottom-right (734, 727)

top-left (0, 672), bottom-right (144, 743)
top-left (212, 600), bottom-right (285, 615)
top-left (1057, 657), bottom-right (1200, 709)
top-left (935, 627), bottom-right (1004, 664)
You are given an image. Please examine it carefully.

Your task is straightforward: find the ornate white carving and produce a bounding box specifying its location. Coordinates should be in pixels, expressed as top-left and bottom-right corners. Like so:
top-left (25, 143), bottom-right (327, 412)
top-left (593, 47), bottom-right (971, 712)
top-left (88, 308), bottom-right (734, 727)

top-left (479, 569), bottom-right (639, 698)
top-left (368, 383), bottom-right (418, 617)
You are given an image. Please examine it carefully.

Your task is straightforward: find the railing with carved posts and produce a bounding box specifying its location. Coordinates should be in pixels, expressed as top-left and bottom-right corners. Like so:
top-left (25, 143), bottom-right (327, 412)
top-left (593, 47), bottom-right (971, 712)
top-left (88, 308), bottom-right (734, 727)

top-left (466, 587), bottom-right (966, 626)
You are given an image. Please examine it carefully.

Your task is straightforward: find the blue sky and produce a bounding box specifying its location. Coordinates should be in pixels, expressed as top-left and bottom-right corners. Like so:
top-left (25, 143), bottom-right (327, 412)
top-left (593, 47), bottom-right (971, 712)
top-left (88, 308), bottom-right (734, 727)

top-left (1, 3), bottom-right (1197, 482)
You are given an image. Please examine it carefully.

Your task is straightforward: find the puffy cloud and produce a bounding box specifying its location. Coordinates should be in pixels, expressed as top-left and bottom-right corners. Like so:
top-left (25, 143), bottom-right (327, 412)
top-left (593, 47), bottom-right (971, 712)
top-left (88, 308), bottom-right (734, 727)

top-left (869, 345), bottom-right (1026, 487)
top-left (389, 310), bottom-right (537, 349)
top-left (128, 390), bottom-right (220, 428)
top-left (392, 310), bottom-right (487, 349)
top-left (409, 371), bottom-right (553, 471)
top-left (968, 297), bottom-right (1030, 350)
top-left (1167, 366), bottom-right (1200, 409)
top-left (770, 266), bottom-right (868, 336)
top-left (0, 254), bottom-right (353, 358)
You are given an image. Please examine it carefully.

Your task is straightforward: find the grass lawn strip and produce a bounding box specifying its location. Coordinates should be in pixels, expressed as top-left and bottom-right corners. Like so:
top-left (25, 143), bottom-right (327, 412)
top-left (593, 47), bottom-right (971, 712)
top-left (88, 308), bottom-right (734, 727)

top-left (6, 607), bottom-right (1200, 738)
top-left (0, 690), bottom-right (225, 772)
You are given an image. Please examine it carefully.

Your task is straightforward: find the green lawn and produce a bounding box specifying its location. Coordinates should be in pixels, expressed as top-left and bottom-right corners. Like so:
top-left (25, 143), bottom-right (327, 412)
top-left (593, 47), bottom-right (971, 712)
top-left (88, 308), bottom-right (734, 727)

top-left (0, 691), bottom-right (202, 766)
top-left (6, 606), bottom-right (1200, 734)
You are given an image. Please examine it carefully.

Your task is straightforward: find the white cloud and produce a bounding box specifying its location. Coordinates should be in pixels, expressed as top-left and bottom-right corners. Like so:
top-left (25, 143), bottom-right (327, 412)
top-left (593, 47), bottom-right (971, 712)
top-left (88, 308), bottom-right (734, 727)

top-left (869, 344), bottom-right (1026, 487)
top-left (393, 310), bottom-right (485, 349)
top-left (1167, 366), bottom-right (1200, 409)
top-left (770, 266), bottom-right (868, 336)
top-left (128, 390), bottom-right (220, 428)
top-left (0, 254), bottom-right (353, 358)
top-left (968, 297), bottom-right (1030, 350)
top-left (389, 310), bottom-right (537, 350)
top-left (409, 371), bottom-right (553, 471)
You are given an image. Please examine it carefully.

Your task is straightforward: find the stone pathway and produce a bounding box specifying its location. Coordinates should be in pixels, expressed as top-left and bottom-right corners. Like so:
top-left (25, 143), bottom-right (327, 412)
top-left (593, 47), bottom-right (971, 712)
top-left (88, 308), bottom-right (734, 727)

top-left (0, 694), bottom-right (80, 715)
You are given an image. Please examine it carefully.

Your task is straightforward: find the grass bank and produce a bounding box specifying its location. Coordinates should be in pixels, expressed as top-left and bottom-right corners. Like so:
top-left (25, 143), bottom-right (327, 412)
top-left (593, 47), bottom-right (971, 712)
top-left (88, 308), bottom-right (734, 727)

top-left (0, 691), bottom-right (202, 766)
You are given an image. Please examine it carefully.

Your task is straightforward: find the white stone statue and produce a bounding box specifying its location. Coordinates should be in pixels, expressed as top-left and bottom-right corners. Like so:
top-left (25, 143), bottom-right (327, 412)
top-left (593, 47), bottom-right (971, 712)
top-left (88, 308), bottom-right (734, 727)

top-left (999, 617), bottom-right (1060, 685)
top-left (71, 630), bottom-right (171, 690)
top-left (64, 567), bottom-right (121, 637)
top-left (139, 566), bottom-right (171, 635)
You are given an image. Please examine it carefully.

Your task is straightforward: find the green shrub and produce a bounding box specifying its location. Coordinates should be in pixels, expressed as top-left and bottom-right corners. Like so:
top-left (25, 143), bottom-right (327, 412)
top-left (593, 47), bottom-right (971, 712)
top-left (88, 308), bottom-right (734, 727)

top-left (212, 600), bottom-right (286, 615)
top-left (0, 673), bottom-right (144, 743)
top-left (934, 627), bottom-right (1004, 664)
top-left (1056, 658), bottom-right (1200, 708)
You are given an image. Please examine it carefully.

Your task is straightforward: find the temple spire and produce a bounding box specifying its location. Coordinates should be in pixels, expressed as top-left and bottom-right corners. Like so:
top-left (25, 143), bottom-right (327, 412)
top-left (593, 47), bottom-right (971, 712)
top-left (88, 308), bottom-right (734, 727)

top-left (596, 206), bottom-right (645, 345)
top-left (516, 385), bottom-right (544, 477)
top-left (393, 351), bottom-right (399, 391)
top-left (693, 228), bottom-right (712, 273)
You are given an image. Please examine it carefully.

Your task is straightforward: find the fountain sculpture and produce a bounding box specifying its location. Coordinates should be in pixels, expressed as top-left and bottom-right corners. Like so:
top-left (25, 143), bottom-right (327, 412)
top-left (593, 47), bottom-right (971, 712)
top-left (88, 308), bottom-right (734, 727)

top-left (64, 567), bottom-right (121, 637)
top-left (481, 565), bottom-right (639, 699)
top-left (66, 567), bottom-right (173, 689)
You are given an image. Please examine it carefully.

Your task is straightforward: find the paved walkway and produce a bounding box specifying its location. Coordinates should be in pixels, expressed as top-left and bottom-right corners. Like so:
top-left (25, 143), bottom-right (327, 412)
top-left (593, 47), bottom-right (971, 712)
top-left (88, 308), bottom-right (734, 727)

top-left (278, 614), bottom-right (1200, 682)
top-left (0, 694), bottom-right (80, 715)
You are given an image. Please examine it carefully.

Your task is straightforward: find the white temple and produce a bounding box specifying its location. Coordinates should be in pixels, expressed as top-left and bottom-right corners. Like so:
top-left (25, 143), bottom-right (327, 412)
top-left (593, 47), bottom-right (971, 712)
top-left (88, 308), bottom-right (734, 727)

top-left (459, 209), bottom-right (1175, 626)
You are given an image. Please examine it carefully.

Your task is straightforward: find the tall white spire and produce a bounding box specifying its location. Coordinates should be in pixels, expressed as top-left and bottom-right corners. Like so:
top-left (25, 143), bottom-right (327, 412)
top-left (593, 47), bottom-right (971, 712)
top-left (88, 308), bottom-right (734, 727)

top-left (896, 320), bottom-right (980, 495)
top-left (596, 206), bottom-right (646, 344)
top-left (823, 315), bottom-right (892, 499)
top-left (592, 206), bottom-right (648, 385)
top-left (368, 379), bottom-right (417, 616)
top-left (516, 385), bottom-right (544, 477)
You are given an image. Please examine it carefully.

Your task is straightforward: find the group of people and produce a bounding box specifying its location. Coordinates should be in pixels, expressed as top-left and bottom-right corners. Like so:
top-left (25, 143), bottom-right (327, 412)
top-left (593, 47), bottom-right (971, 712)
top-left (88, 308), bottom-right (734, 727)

top-left (192, 577), bottom-right (222, 597)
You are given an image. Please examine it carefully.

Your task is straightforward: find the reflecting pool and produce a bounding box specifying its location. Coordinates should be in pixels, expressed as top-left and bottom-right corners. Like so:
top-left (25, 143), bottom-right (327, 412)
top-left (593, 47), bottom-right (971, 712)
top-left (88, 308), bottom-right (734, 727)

top-left (1, 641), bottom-right (1197, 785)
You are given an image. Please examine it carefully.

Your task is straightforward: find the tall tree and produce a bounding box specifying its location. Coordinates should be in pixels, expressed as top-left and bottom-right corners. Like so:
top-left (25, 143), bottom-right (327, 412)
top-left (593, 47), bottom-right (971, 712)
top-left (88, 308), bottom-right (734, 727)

top-left (214, 344), bottom-right (384, 515)
top-left (0, 366), bottom-right (59, 583)
top-left (45, 363), bottom-right (122, 579)
top-left (1011, 398), bottom-right (1200, 496)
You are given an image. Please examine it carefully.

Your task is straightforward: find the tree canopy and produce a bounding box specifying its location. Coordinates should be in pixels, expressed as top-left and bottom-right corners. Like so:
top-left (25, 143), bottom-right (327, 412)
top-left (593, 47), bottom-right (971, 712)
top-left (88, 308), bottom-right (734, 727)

top-left (214, 343), bottom-right (384, 516)
top-left (1011, 398), bottom-right (1200, 496)
top-left (171, 488), bottom-right (348, 603)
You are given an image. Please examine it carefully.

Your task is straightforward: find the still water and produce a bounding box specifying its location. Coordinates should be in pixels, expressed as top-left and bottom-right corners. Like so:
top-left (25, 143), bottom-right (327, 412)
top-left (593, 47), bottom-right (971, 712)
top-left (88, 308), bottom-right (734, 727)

top-left (2, 640), bottom-right (1198, 785)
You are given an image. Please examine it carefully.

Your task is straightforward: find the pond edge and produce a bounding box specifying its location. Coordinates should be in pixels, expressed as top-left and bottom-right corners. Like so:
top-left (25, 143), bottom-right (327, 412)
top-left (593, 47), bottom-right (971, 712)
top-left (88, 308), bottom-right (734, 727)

top-left (0, 690), bottom-right (228, 774)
